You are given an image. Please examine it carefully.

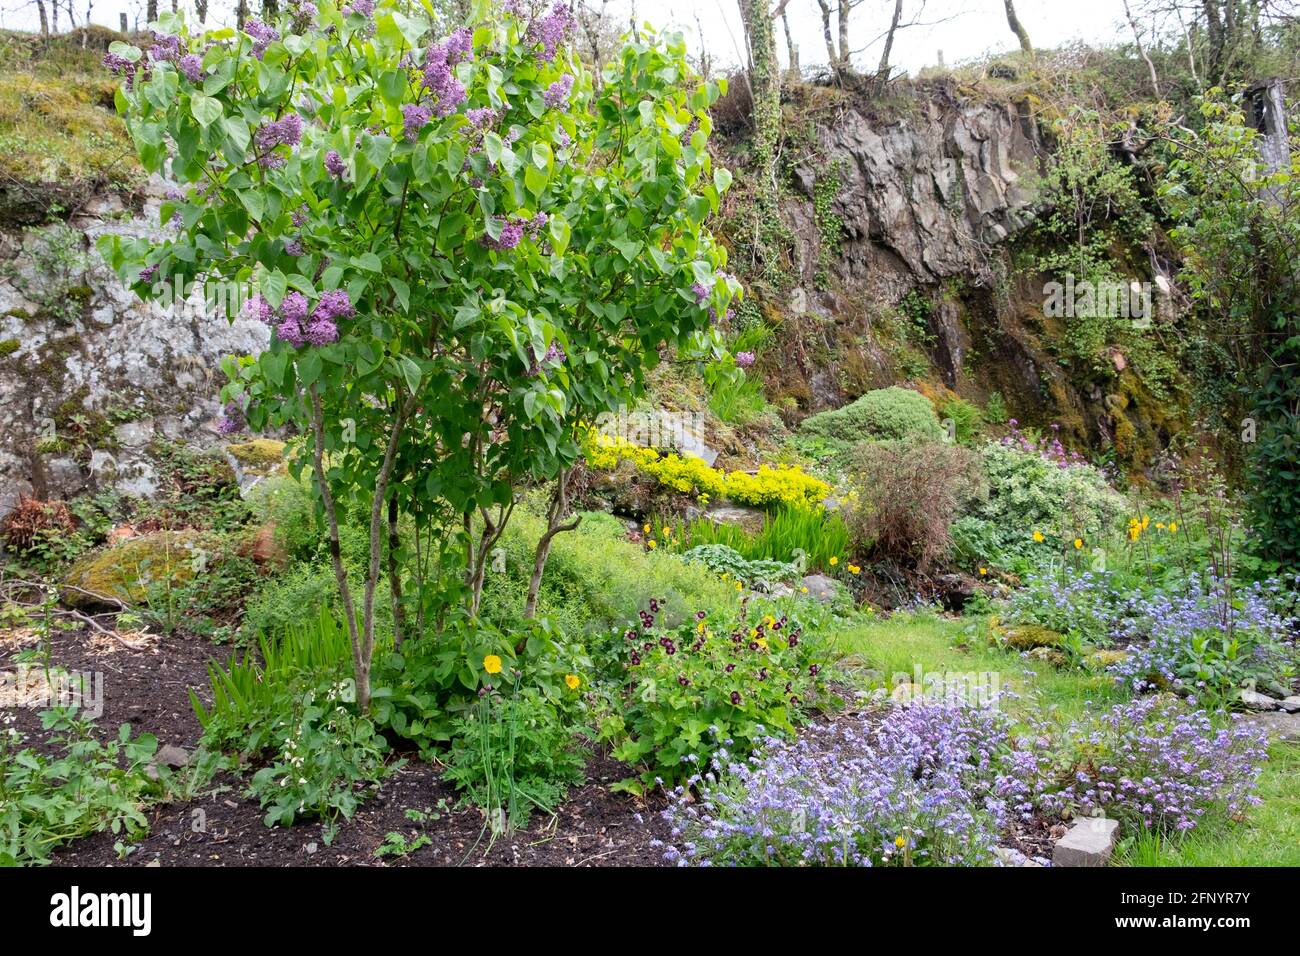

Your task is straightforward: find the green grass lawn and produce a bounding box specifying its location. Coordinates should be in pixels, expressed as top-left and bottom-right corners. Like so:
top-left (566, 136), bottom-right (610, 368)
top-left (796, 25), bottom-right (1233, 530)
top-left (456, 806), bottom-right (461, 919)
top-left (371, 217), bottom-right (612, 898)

top-left (825, 609), bottom-right (1300, 867)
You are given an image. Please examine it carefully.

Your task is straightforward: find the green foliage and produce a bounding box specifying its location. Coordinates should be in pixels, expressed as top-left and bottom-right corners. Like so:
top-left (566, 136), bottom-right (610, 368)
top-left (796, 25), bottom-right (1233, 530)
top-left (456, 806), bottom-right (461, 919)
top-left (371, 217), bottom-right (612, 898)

top-left (371, 617), bottom-right (590, 754)
top-left (800, 387), bottom-right (943, 454)
top-left (444, 679), bottom-right (589, 829)
top-left (102, 4), bottom-right (736, 707)
top-left (0, 709), bottom-right (158, 866)
top-left (983, 390), bottom-right (1009, 425)
top-left (937, 396), bottom-right (982, 445)
top-left (192, 607), bottom-right (357, 752)
top-left (477, 508), bottom-right (735, 640)
top-left (601, 601), bottom-right (826, 792)
top-left (662, 507), bottom-right (850, 574)
top-left (248, 682), bottom-right (394, 843)
top-left (680, 543), bottom-right (800, 589)
top-left (954, 440), bottom-right (1127, 569)
top-left (1160, 93), bottom-right (1300, 566)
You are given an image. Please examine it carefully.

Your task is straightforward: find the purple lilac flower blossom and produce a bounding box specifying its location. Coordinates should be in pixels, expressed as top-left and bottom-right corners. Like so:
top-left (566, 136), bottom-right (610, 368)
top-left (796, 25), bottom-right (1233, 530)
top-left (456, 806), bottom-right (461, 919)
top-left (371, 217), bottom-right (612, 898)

top-left (543, 73), bottom-right (574, 108)
top-left (401, 103), bottom-right (433, 141)
top-left (324, 149), bottom-right (347, 178)
top-left (178, 54), bottom-right (203, 83)
top-left (216, 401), bottom-right (246, 435)
top-left (246, 19), bottom-right (279, 59)
top-left (527, 3), bottom-right (574, 62)
top-left (735, 351), bottom-right (756, 369)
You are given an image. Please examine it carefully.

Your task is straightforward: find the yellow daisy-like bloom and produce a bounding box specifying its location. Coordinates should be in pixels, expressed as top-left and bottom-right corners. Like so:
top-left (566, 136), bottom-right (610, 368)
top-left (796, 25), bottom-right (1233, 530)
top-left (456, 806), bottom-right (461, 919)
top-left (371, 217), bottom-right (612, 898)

top-left (1128, 526), bottom-right (1141, 542)
top-left (757, 638), bottom-right (768, 651)
top-left (1032, 530), bottom-right (1045, 543)
top-left (800, 586), bottom-right (809, 594)
top-left (763, 614), bottom-right (776, 627)
top-left (646, 539), bottom-right (657, 550)
top-left (697, 620), bottom-right (706, 634)
top-left (735, 581), bottom-right (743, 591)
top-left (663, 525), bottom-right (671, 537)
top-left (848, 564), bottom-right (861, 575)
top-left (894, 836), bottom-right (906, 849)
top-left (1168, 521), bottom-right (1177, 533)
top-left (1156, 522), bottom-right (1166, 530)
top-left (829, 556), bottom-right (839, 566)
top-left (749, 627), bottom-right (759, 638)
top-left (1142, 515), bottom-right (1150, 530)
top-left (564, 674), bottom-right (580, 690)
top-left (979, 567), bottom-right (988, 576)
top-left (643, 523), bottom-right (650, 534)
top-left (1073, 538), bottom-right (1083, 550)
top-left (483, 654), bottom-right (502, 675)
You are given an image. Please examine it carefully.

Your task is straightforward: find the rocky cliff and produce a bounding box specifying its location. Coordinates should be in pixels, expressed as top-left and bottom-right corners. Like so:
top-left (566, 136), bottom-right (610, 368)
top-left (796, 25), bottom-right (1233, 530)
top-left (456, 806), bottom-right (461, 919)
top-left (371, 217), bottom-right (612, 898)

top-left (0, 177), bottom-right (268, 518)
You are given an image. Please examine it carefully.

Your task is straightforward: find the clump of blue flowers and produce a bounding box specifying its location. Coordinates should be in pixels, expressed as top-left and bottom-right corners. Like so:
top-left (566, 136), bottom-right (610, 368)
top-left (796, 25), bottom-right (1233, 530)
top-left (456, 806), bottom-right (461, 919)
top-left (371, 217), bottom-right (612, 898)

top-left (660, 703), bottom-right (1052, 867)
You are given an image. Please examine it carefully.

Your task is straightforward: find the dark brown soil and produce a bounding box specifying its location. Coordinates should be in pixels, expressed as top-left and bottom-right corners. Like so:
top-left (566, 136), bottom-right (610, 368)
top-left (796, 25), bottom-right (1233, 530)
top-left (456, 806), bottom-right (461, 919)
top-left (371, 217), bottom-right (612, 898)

top-left (5, 620), bottom-right (672, 867)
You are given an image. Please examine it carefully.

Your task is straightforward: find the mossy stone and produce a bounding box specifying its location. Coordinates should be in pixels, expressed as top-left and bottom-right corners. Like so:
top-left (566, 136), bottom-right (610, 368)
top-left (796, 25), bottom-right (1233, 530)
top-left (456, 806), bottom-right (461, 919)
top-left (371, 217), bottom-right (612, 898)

top-left (62, 530), bottom-right (220, 610)
top-left (227, 439), bottom-right (289, 477)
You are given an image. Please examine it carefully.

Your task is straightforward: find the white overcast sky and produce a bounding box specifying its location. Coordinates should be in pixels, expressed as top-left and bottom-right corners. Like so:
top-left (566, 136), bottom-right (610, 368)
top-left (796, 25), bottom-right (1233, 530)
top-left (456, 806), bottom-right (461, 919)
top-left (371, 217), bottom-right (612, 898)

top-left (0, 0), bottom-right (1138, 74)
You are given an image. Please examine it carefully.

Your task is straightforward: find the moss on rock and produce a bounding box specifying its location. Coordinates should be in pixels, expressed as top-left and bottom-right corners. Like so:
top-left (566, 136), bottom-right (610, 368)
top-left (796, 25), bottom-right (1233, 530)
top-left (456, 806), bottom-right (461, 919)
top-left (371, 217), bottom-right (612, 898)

top-left (61, 530), bottom-right (220, 610)
top-left (226, 438), bottom-right (289, 477)
top-left (990, 621), bottom-right (1063, 650)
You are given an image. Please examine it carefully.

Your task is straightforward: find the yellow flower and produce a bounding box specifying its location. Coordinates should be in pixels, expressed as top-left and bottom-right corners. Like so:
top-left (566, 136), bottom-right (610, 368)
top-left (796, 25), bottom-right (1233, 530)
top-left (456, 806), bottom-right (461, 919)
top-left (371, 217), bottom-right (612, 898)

top-left (1128, 526), bottom-right (1141, 542)
top-left (735, 581), bottom-right (743, 591)
top-left (749, 627), bottom-right (759, 638)
top-left (643, 523), bottom-right (650, 534)
top-left (848, 564), bottom-right (861, 575)
top-left (1142, 515), bottom-right (1150, 530)
top-left (1156, 522), bottom-right (1166, 530)
top-left (646, 539), bottom-right (657, 550)
top-left (663, 525), bottom-right (671, 537)
top-left (1032, 530), bottom-right (1045, 543)
top-left (483, 654), bottom-right (502, 675)
top-left (1073, 538), bottom-right (1083, 550)
top-left (756, 637), bottom-right (769, 651)
top-left (564, 674), bottom-right (580, 690)
top-left (979, 567), bottom-right (988, 576)
top-left (697, 620), bottom-right (707, 634)
top-left (800, 586), bottom-right (809, 594)
top-left (1168, 521), bottom-right (1177, 533)
top-left (829, 556), bottom-right (839, 566)
top-left (894, 836), bottom-right (906, 849)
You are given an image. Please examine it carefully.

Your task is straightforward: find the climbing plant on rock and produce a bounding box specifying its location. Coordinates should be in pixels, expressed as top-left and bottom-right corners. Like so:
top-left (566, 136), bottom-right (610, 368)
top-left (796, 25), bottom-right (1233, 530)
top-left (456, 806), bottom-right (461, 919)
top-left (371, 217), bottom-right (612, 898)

top-left (100, 0), bottom-right (735, 710)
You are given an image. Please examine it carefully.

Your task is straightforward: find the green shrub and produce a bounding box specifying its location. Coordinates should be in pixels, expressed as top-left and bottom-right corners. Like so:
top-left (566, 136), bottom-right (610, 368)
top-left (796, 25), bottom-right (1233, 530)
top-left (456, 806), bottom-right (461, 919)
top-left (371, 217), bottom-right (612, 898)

top-left (601, 601), bottom-right (827, 793)
top-left (0, 708), bottom-right (159, 866)
top-left (680, 543), bottom-right (801, 588)
top-left (444, 680), bottom-right (589, 829)
top-left (956, 441), bottom-right (1127, 568)
top-left (800, 387), bottom-right (943, 454)
top-left (938, 397), bottom-right (982, 445)
top-left (248, 682), bottom-right (393, 843)
top-left (246, 476), bottom-right (318, 560)
top-left (665, 507), bottom-right (851, 574)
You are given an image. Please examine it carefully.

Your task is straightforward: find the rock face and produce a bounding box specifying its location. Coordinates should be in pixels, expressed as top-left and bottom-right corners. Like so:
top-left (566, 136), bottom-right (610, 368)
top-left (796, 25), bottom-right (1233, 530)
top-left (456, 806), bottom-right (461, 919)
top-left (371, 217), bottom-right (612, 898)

top-left (797, 85), bottom-right (1044, 289)
top-left (0, 176), bottom-right (269, 518)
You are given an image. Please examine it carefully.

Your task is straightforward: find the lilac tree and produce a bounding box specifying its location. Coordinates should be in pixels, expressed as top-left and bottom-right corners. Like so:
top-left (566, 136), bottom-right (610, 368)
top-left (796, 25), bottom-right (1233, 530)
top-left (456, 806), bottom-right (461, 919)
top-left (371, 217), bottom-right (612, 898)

top-left (100, 1), bottom-right (736, 709)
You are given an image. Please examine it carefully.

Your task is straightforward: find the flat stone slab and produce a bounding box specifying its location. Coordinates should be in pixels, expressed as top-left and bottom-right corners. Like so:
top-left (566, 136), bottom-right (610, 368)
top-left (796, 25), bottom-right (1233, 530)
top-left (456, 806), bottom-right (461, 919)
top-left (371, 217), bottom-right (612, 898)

top-left (1052, 817), bottom-right (1118, 867)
